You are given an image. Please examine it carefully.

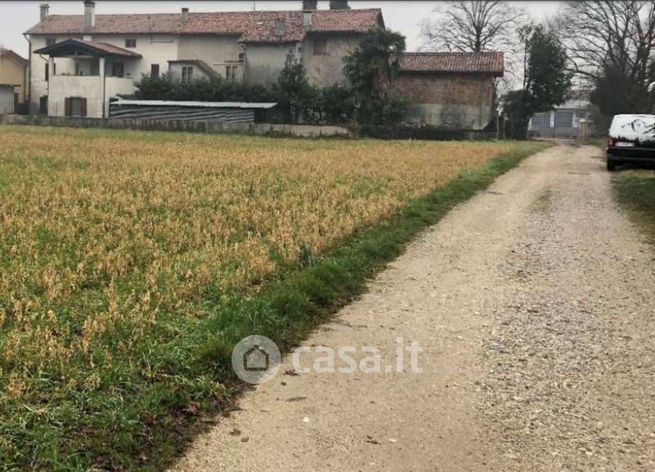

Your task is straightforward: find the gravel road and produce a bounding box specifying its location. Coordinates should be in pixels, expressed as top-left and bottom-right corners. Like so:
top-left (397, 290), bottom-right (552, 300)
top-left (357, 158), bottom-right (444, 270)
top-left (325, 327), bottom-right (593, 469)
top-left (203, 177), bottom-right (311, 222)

top-left (172, 145), bottom-right (655, 471)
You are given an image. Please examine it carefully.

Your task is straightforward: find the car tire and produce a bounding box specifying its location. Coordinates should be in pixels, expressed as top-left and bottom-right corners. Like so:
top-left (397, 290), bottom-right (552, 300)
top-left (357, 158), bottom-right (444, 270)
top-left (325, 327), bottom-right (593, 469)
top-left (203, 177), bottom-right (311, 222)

top-left (607, 157), bottom-right (617, 172)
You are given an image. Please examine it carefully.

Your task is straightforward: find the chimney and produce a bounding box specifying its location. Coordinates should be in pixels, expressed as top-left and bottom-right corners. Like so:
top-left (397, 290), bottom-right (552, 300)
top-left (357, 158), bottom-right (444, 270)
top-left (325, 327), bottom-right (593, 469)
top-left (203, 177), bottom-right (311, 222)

top-left (329, 0), bottom-right (349, 9)
top-left (302, 0), bottom-right (317, 9)
top-left (40, 3), bottom-right (49, 22)
top-left (181, 7), bottom-right (189, 23)
top-left (274, 19), bottom-right (285, 37)
top-left (84, 0), bottom-right (95, 30)
top-left (303, 11), bottom-right (312, 30)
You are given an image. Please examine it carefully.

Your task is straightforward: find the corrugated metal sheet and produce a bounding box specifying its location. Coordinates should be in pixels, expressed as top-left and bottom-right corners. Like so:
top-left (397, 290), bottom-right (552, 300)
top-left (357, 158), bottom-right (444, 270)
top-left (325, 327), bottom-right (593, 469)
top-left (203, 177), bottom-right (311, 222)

top-left (108, 100), bottom-right (279, 123)
top-left (112, 99), bottom-right (276, 109)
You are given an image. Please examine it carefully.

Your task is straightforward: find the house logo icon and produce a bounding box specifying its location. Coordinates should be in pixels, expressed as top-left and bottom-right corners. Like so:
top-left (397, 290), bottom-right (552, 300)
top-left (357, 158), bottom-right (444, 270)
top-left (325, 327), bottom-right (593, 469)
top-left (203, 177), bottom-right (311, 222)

top-left (244, 345), bottom-right (270, 372)
top-left (232, 335), bottom-right (281, 384)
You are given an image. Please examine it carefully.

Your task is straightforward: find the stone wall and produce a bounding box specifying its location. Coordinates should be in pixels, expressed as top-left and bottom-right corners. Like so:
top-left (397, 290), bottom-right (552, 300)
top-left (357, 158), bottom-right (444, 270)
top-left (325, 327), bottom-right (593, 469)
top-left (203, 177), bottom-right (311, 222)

top-left (394, 73), bottom-right (495, 130)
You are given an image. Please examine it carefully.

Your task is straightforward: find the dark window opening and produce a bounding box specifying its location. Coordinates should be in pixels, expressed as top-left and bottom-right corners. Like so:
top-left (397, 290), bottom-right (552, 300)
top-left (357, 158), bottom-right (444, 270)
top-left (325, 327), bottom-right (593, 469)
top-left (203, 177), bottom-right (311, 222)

top-left (39, 96), bottom-right (48, 115)
top-left (45, 63), bottom-right (49, 81)
top-left (313, 37), bottom-right (327, 56)
top-left (46, 37), bottom-right (56, 47)
top-left (151, 64), bottom-right (160, 78)
top-left (111, 62), bottom-right (124, 78)
top-left (125, 38), bottom-right (137, 48)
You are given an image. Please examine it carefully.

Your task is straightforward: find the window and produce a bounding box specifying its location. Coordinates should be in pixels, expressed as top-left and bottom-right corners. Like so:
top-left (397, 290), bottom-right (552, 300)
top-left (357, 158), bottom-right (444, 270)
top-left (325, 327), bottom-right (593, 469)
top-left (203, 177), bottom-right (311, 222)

top-left (125, 38), bottom-right (137, 48)
top-left (111, 62), bottom-right (124, 78)
top-left (151, 64), bottom-right (160, 78)
top-left (45, 63), bottom-right (49, 81)
top-left (75, 62), bottom-right (83, 76)
top-left (46, 37), bottom-right (56, 47)
top-left (225, 65), bottom-right (238, 82)
top-left (313, 37), bottom-right (327, 56)
top-left (182, 66), bottom-right (193, 82)
top-left (65, 97), bottom-right (87, 117)
top-left (39, 96), bottom-right (48, 115)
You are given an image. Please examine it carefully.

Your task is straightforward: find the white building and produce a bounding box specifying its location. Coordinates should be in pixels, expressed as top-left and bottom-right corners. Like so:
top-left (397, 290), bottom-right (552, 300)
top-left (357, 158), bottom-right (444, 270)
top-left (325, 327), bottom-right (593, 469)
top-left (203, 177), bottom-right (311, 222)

top-left (25, 1), bottom-right (383, 118)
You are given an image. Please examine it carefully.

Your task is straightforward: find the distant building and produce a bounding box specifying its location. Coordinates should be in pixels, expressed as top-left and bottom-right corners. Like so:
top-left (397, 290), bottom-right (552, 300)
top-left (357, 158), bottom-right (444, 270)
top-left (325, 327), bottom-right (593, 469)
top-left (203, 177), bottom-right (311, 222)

top-left (0, 48), bottom-right (28, 112)
top-left (528, 96), bottom-right (594, 139)
top-left (395, 52), bottom-right (504, 130)
top-left (25, 1), bottom-right (382, 118)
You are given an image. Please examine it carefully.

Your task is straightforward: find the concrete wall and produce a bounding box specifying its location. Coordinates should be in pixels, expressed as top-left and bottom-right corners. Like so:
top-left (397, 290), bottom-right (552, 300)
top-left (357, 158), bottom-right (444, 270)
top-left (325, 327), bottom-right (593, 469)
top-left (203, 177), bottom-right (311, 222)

top-left (48, 75), bottom-right (103, 117)
top-left (302, 34), bottom-right (358, 87)
top-left (0, 113), bottom-right (354, 138)
top-left (394, 73), bottom-right (495, 130)
top-left (245, 43), bottom-right (299, 87)
top-left (0, 85), bottom-right (15, 114)
top-left (48, 75), bottom-right (133, 118)
top-left (91, 34), bottom-right (179, 80)
top-left (177, 35), bottom-right (244, 80)
top-left (0, 54), bottom-right (27, 103)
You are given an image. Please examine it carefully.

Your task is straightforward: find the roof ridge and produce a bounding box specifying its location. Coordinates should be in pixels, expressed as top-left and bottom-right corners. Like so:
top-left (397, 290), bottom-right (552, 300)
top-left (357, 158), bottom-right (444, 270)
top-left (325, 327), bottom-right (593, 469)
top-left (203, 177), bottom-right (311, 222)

top-left (40, 8), bottom-right (382, 18)
top-left (404, 51), bottom-right (502, 55)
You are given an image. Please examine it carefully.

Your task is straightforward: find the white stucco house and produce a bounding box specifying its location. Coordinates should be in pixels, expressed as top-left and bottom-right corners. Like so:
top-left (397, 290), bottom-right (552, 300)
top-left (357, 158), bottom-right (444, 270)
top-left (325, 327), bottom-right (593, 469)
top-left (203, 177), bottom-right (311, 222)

top-left (25, 1), bottom-right (384, 118)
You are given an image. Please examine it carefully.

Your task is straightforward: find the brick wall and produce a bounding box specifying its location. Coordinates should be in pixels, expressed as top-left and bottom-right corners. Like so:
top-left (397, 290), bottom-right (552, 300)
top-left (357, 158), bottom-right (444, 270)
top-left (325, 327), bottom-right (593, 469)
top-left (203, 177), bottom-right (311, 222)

top-left (394, 73), bottom-right (496, 130)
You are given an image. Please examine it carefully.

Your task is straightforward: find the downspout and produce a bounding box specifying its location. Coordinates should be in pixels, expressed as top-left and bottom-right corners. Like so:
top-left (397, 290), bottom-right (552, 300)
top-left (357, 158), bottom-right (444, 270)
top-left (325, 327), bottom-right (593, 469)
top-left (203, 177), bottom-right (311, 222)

top-left (101, 56), bottom-right (106, 118)
top-left (23, 33), bottom-right (32, 113)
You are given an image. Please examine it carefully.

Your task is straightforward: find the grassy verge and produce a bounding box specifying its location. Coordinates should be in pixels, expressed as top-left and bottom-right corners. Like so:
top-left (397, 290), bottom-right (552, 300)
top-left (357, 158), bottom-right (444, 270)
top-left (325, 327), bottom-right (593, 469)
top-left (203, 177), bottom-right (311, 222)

top-left (0, 140), bottom-right (546, 470)
top-left (613, 170), bottom-right (655, 244)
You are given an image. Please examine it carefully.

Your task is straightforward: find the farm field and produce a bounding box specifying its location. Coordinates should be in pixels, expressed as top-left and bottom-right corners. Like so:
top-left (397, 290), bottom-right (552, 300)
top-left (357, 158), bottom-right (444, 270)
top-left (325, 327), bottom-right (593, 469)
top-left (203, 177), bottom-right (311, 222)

top-left (0, 125), bottom-right (544, 470)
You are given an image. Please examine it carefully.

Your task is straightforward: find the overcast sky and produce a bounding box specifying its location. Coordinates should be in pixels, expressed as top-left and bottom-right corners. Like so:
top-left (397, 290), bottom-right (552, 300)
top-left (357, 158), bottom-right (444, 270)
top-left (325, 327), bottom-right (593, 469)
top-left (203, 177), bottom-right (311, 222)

top-left (0, 1), bottom-right (562, 58)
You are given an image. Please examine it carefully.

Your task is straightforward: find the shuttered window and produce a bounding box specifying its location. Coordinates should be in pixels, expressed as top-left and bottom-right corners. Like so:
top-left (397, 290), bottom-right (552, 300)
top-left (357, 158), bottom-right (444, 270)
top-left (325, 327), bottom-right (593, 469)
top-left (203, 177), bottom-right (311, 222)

top-left (65, 97), bottom-right (87, 117)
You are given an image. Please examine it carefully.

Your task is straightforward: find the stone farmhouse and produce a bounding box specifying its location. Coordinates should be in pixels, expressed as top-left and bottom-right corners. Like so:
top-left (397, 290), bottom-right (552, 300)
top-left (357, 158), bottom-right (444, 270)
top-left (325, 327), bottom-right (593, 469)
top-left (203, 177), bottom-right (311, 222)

top-left (25, 1), bottom-right (503, 129)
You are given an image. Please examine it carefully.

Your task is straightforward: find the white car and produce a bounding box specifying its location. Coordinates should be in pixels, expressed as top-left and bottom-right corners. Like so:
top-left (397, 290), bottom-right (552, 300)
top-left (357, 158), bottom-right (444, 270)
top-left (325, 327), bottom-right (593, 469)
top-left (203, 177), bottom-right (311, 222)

top-left (606, 114), bottom-right (655, 171)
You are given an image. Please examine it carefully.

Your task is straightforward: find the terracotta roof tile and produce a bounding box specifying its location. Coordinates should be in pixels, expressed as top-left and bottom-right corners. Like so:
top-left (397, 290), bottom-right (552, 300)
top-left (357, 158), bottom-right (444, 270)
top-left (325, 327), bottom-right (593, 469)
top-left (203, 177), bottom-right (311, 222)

top-left (399, 52), bottom-right (504, 76)
top-left (34, 38), bottom-right (142, 58)
top-left (26, 9), bottom-right (383, 43)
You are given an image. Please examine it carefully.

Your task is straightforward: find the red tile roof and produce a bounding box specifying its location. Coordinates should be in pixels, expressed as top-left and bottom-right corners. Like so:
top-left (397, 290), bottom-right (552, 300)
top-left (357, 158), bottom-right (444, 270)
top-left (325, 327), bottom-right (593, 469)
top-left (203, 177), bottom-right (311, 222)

top-left (34, 38), bottom-right (142, 58)
top-left (26, 9), bottom-right (383, 43)
top-left (399, 52), bottom-right (504, 76)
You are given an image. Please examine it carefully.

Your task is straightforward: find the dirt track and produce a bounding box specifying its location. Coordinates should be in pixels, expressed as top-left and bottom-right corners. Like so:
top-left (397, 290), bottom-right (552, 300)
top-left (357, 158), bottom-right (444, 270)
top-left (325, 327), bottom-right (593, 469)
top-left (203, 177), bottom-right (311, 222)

top-left (172, 145), bottom-right (655, 471)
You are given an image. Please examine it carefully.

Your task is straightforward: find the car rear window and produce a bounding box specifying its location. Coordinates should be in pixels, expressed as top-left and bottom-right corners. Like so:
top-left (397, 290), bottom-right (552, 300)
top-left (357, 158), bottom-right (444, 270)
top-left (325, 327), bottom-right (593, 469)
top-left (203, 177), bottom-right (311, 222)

top-left (609, 114), bottom-right (655, 142)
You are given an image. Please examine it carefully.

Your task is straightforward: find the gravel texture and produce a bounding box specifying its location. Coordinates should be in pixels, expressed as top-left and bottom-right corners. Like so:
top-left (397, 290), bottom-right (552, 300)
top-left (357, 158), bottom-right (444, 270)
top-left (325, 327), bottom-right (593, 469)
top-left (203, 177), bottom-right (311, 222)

top-left (172, 145), bottom-right (655, 471)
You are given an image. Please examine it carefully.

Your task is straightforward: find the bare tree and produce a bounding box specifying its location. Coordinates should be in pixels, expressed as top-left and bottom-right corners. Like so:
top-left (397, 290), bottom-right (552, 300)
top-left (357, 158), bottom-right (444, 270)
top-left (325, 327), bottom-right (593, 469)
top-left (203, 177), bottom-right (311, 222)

top-left (420, 1), bottom-right (528, 96)
top-left (420, 1), bottom-right (525, 53)
top-left (558, 1), bottom-right (655, 114)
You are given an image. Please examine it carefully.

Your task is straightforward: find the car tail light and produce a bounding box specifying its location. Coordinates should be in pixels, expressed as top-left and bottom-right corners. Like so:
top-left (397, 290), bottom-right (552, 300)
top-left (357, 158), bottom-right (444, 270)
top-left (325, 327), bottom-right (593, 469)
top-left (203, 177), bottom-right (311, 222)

top-left (607, 137), bottom-right (615, 147)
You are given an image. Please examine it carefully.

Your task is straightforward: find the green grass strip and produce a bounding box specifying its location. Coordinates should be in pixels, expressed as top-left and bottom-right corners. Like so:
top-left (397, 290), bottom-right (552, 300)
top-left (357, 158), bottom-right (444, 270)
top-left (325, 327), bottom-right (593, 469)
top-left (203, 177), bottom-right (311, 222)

top-left (613, 170), bottom-right (655, 245)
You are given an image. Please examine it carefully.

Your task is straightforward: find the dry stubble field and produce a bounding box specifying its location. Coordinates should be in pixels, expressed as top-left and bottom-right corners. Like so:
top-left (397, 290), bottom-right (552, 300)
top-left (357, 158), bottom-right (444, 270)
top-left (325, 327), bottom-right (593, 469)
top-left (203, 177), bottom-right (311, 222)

top-left (0, 125), bottom-right (537, 470)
